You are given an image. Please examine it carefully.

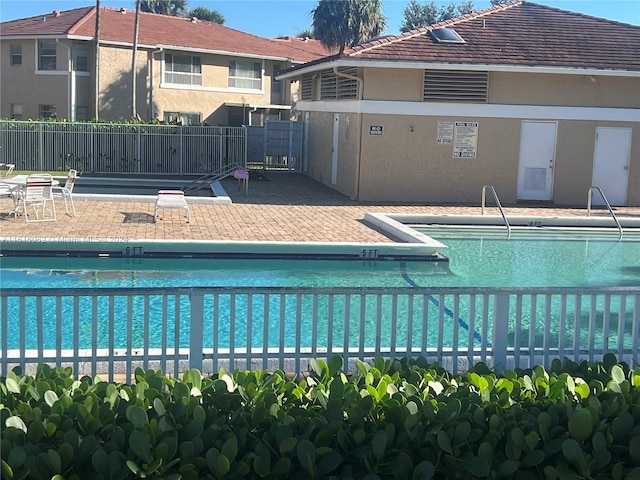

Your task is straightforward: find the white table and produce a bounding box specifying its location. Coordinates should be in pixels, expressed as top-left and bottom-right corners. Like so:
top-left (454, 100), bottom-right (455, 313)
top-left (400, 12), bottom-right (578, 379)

top-left (2, 175), bottom-right (60, 187)
top-left (1, 175), bottom-right (60, 218)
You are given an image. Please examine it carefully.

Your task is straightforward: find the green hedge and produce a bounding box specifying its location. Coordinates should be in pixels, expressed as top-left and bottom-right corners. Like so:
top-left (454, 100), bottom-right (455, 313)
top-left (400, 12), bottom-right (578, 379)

top-left (1, 354), bottom-right (639, 479)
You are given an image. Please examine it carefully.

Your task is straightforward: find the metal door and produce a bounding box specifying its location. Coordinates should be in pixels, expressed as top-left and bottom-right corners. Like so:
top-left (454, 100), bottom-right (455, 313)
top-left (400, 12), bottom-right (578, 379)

top-left (591, 127), bottom-right (631, 206)
top-left (516, 121), bottom-right (557, 201)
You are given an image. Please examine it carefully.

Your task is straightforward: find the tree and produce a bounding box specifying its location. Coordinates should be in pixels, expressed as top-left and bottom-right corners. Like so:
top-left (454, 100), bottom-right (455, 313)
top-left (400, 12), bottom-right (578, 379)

top-left (312, 0), bottom-right (386, 53)
top-left (188, 6), bottom-right (224, 23)
top-left (400, 0), bottom-right (476, 32)
top-left (297, 29), bottom-right (315, 39)
top-left (490, 0), bottom-right (511, 4)
top-left (140, 0), bottom-right (188, 16)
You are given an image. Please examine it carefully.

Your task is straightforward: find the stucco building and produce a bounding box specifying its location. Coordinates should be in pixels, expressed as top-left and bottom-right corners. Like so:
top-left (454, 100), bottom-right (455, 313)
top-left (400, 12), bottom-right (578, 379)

top-left (0, 6), bottom-right (332, 126)
top-left (279, 1), bottom-right (640, 206)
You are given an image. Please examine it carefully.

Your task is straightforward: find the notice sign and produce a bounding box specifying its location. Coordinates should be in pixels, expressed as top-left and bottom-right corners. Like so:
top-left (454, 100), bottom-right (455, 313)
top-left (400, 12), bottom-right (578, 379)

top-left (437, 121), bottom-right (454, 144)
top-left (453, 121), bottom-right (479, 158)
top-left (370, 125), bottom-right (383, 135)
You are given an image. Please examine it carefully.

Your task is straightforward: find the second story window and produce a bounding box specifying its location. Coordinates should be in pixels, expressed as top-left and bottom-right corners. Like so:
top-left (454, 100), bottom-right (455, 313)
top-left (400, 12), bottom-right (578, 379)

top-left (74, 43), bottom-right (88, 71)
top-left (228, 60), bottom-right (262, 90)
top-left (39, 41), bottom-right (57, 70)
top-left (10, 45), bottom-right (22, 66)
top-left (164, 53), bottom-right (201, 85)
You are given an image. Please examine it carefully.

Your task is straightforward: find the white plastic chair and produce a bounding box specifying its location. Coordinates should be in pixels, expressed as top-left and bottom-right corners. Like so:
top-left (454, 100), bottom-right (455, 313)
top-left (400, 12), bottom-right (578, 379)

top-left (52, 169), bottom-right (77, 217)
top-left (15, 174), bottom-right (57, 222)
top-left (154, 190), bottom-right (190, 223)
top-left (0, 182), bottom-right (19, 217)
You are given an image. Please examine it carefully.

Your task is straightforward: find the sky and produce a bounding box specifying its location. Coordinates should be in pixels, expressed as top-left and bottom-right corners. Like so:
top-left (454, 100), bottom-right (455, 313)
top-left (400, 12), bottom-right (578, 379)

top-left (0, 0), bottom-right (638, 38)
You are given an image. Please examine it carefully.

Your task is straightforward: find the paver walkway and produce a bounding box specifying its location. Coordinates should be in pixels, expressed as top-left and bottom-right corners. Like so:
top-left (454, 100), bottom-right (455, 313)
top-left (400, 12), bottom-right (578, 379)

top-left (1, 172), bottom-right (639, 243)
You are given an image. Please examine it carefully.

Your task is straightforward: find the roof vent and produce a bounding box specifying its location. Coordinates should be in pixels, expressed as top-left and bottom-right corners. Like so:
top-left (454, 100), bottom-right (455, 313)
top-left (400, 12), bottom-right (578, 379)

top-left (53, 10), bottom-right (61, 17)
top-left (191, 17), bottom-right (197, 23)
top-left (120, 7), bottom-right (127, 13)
top-left (430, 27), bottom-right (465, 44)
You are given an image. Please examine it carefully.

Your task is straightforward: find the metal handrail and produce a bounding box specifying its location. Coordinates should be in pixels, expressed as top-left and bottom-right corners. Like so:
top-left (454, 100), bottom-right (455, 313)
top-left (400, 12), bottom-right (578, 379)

top-left (182, 163), bottom-right (239, 193)
top-left (481, 185), bottom-right (511, 238)
top-left (587, 186), bottom-right (623, 240)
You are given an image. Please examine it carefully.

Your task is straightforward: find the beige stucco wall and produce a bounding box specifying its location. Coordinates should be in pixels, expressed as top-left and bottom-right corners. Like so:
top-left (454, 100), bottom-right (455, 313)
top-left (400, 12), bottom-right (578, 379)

top-left (301, 66), bottom-right (640, 206)
top-left (97, 45), bottom-right (149, 121)
top-left (354, 116), bottom-right (640, 206)
top-left (490, 73), bottom-right (640, 108)
top-left (1, 39), bottom-right (69, 119)
top-left (361, 67), bottom-right (640, 108)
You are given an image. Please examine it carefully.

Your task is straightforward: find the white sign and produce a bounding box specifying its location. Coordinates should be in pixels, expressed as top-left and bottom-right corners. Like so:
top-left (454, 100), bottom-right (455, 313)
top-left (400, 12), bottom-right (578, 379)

top-left (437, 121), bottom-right (454, 144)
top-left (370, 125), bottom-right (383, 135)
top-left (453, 121), bottom-right (479, 158)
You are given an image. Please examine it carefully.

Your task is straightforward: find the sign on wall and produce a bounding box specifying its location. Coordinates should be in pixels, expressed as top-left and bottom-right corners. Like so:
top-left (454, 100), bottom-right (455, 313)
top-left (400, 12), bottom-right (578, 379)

top-left (437, 121), bottom-right (454, 144)
top-left (453, 121), bottom-right (479, 158)
top-left (370, 125), bottom-right (383, 135)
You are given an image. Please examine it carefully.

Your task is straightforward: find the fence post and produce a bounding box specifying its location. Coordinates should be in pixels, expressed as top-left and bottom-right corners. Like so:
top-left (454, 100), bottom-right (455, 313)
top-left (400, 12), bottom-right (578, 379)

top-left (39, 122), bottom-right (44, 170)
top-left (189, 292), bottom-right (204, 372)
top-left (493, 294), bottom-right (509, 372)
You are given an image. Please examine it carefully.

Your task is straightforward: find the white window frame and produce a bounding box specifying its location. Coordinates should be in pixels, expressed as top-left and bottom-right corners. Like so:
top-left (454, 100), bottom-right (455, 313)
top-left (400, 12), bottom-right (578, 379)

top-left (11, 104), bottom-right (23, 120)
top-left (228, 60), bottom-right (263, 90)
top-left (164, 111), bottom-right (201, 125)
top-left (74, 43), bottom-right (88, 72)
top-left (164, 53), bottom-right (202, 86)
top-left (38, 41), bottom-right (57, 71)
top-left (10, 44), bottom-right (22, 66)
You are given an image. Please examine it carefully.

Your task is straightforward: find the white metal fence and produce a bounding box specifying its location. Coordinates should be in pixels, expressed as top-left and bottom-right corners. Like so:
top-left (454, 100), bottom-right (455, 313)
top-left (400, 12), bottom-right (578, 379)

top-left (1, 286), bottom-right (638, 380)
top-left (0, 121), bottom-right (247, 175)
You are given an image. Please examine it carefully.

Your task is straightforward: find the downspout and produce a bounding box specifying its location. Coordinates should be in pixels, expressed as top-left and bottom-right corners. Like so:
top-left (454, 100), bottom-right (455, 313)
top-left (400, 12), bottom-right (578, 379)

top-left (58, 40), bottom-right (74, 120)
top-left (333, 66), bottom-right (363, 200)
top-left (150, 47), bottom-right (163, 120)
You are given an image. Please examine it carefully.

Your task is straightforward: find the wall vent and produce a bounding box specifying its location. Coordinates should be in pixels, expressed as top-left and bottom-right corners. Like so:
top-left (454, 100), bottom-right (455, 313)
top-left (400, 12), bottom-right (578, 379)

top-left (423, 70), bottom-right (488, 103)
top-left (319, 67), bottom-right (358, 100)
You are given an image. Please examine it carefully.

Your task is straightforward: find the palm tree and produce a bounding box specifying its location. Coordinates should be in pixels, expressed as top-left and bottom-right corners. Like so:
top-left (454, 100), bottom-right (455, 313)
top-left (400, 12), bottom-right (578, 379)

top-left (312, 0), bottom-right (386, 53)
top-left (188, 6), bottom-right (224, 23)
top-left (140, 0), bottom-right (188, 16)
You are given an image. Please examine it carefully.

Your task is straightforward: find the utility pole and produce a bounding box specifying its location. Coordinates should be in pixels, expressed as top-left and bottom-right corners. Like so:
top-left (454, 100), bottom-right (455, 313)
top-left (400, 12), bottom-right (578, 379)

top-left (131, 0), bottom-right (141, 119)
top-left (94, 0), bottom-right (101, 119)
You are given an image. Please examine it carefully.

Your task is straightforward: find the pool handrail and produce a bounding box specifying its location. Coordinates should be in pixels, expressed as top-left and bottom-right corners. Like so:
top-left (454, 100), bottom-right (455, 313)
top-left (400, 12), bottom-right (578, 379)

top-left (481, 185), bottom-right (511, 238)
top-left (587, 186), bottom-right (623, 240)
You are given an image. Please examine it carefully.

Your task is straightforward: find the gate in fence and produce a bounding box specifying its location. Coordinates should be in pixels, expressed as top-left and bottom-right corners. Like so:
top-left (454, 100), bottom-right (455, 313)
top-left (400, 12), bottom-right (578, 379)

top-left (246, 120), bottom-right (303, 171)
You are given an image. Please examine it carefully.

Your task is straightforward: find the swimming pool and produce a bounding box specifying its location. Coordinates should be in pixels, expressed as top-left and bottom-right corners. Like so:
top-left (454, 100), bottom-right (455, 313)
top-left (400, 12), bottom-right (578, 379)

top-left (2, 214), bottom-right (639, 375)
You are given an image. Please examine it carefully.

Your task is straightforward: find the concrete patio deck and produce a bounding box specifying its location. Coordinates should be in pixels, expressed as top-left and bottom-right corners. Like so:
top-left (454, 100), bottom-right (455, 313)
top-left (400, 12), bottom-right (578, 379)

top-left (1, 171), bottom-right (639, 243)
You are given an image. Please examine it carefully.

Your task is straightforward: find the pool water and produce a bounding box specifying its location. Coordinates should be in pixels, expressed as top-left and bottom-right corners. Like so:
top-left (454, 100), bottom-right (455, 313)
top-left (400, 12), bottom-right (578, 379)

top-left (1, 228), bottom-right (638, 352)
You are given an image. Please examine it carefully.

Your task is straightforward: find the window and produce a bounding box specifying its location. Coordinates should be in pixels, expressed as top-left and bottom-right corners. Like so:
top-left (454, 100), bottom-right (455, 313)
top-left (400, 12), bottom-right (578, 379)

top-left (429, 27), bottom-right (465, 44)
top-left (228, 60), bottom-right (262, 89)
top-left (39, 104), bottom-right (57, 119)
top-left (164, 53), bottom-right (201, 85)
top-left (164, 111), bottom-right (201, 125)
top-left (11, 104), bottom-right (22, 120)
top-left (10, 44), bottom-right (22, 66)
top-left (76, 106), bottom-right (89, 121)
top-left (39, 41), bottom-right (57, 70)
top-left (74, 43), bottom-right (88, 71)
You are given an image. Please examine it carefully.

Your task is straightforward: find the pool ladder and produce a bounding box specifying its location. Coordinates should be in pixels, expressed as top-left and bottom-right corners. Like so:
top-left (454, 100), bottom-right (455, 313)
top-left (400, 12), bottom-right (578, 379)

top-left (481, 185), bottom-right (511, 238)
top-left (587, 186), bottom-right (623, 240)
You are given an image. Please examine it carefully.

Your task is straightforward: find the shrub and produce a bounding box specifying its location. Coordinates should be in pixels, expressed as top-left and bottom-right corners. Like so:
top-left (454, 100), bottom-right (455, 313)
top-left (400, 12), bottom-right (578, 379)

top-left (1, 354), bottom-right (639, 479)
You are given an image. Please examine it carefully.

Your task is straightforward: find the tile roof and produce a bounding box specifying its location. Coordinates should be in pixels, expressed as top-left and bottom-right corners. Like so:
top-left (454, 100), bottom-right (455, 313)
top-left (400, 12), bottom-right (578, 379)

top-left (0, 6), bottom-right (334, 63)
top-left (344, 1), bottom-right (640, 72)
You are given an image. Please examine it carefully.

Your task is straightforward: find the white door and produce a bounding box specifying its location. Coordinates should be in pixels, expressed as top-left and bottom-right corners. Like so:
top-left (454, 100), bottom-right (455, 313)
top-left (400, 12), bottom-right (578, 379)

top-left (331, 114), bottom-right (339, 185)
top-left (591, 127), bottom-right (631, 206)
top-left (516, 121), bottom-right (557, 201)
